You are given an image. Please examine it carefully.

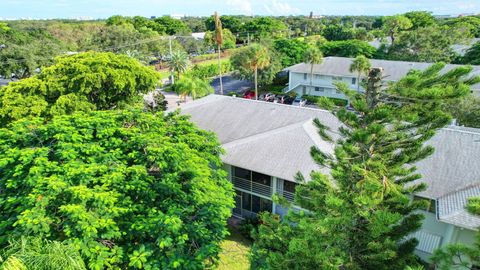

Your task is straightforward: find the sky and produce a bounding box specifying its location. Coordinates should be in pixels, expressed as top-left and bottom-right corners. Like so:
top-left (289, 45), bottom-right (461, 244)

top-left (1, 0), bottom-right (479, 19)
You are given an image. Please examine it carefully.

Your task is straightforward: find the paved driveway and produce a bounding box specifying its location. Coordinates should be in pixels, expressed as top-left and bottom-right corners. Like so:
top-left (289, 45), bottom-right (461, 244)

top-left (211, 75), bottom-right (254, 95)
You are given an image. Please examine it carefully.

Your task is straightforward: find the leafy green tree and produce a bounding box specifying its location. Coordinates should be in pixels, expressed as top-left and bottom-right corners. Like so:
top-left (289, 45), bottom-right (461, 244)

top-left (386, 24), bottom-right (471, 63)
top-left (168, 50), bottom-right (190, 80)
top-left (154, 16), bottom-right (191, 35)
top-left (0, 237), bottom-right (85, 270)
top-left (462, 41), bottom-right (480, 65)
top-left (0, 109), bottom-right (234, 269)
top-left (243, 17), bottom-right (288, 40)
top-left (303, 47), bottom-right (323, 86)
top-left (230, 44), bottom-right (271, 100)
top-left (204, 29), bottom-right (236, 50)
top-left (383, 15), bottom-right (413, 46)
top-left (273, 38), bottom-right (310, 67)
top-left (404, 11), bottom-right (436, 29)
top-left (349, 55), bottom-right (371, 91)
top-left (446, 95), bottom-right (480, 128)
top-left (0, 28), bottom-right (65, 79)
top-left (174, 76), bottom-right (214, 101)
top-left (444, 16), bottom-right (480, 38)
top-left (0, 52), bottom-right (160, 126)
top-left (251, 63), bottom-right (478, 270)
top-left (321, 24), bottom-right (356, 41)
top-left (320, 40), bottom-right (377, 58)
top-left (205, 15), bottom-right (244, 34)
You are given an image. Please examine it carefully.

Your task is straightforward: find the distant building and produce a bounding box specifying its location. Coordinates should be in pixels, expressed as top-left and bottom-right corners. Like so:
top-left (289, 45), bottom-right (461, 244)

top-left (284, 57), bottom-right (480, 100)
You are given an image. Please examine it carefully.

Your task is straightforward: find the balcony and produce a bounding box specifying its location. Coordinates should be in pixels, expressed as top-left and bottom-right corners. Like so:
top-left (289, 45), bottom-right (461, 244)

top-left (232, 176), bottom-right (273, 198)
top-left (277, 189), bottom-right (295, 202)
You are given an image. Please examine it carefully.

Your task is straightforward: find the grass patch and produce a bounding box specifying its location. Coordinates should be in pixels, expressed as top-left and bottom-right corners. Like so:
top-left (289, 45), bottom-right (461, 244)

top-left (215, 225), bottom-right (252, 270)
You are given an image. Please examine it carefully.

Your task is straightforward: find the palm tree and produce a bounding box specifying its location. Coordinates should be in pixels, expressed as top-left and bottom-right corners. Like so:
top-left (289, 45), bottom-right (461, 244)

top-left (349, 55), bottom-right (371, 92)
top-left (244, 44), bottom-right (271, 100)
top-left (168, 50), bottom-right (190, 82)
top-left (214, 11), bottom-right (224, 95)
top-left (303, 47), bottom-right (323, 93)
top-left (0, 237), bottom-right (86, 270)
top-left (175, 77), bottom-right (214, 101)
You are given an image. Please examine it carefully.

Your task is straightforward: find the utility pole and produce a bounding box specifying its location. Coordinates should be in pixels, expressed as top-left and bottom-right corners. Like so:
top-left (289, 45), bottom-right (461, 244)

top-left (168, 36), bottom-right (174, 85)
top-left (214, 11), bottom-right (224, 95)
top-left (247, 32), bottom-right (250, 45)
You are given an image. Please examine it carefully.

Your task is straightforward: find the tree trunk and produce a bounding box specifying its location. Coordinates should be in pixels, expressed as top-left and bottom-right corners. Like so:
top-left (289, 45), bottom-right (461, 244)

top-left (218, 44), bottom-right (223, 95)
top-left (254, 65), bottom-right (258, 100)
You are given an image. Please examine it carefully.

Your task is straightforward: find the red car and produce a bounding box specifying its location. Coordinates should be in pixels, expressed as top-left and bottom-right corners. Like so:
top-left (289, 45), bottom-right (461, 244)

top-left (243, 90), bottom-right (255, 99)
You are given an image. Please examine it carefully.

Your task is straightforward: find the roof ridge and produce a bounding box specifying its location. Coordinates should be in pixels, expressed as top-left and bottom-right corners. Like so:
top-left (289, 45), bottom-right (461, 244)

top-left (222, 120), bottom-right (308, 148)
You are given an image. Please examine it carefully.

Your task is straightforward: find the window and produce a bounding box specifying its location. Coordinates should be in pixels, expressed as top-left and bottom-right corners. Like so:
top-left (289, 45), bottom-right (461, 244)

top-left (351, 77), bottom-right (356, 85)
top-left (234, 167), bottom-right (250, 180)
top-left (252, 171), bottom-right (271, 186)
top-left (242, 192), bottom-right (251, 211)
top-left (315, 87), bottom-right (320, 92)
top-left (304, 73), bottom-right (307, 80)
top-left (238, 191), bottom-right (273, 214)
top-left (333, 76), bottom-right (342, 81)
top-left (283, 181), bottom-right (298, 193)
top-left (335, 89), bottom-right (341, 94)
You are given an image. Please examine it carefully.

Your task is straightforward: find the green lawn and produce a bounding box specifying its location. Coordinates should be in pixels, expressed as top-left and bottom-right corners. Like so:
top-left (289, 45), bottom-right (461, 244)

top-left (215, 225), bottom-right (252, 270)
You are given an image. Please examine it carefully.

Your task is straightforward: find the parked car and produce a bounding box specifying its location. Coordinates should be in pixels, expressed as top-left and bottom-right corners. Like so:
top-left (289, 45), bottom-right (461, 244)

top-left (243, 90), bottom-right (255, 99)
top-left (263, 93), bottom-right (276, 102)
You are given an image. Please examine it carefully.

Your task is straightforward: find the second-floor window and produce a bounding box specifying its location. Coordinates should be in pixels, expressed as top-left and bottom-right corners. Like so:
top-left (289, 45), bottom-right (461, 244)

top-left (304, 73), bottom-right (307, 80)
top-left (352, 78), bottom-right (357, 85)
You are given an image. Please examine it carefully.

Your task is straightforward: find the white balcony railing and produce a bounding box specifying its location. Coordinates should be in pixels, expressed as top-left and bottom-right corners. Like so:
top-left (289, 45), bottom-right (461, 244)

top-left (277, 189), bottom-right (295, 202)
top-left (232, 176), bottom-right (273, 198)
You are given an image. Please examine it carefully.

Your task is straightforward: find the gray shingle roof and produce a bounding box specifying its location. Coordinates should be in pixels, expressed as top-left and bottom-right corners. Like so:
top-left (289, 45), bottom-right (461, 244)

top-left (414, 126), bottom-right (480, 199)
top-left (286, 57), bottom-right (480, 91)
top-left (177, 95), bottom-right (343, 181)
top-left (437, 186), bottom-right (480, 231)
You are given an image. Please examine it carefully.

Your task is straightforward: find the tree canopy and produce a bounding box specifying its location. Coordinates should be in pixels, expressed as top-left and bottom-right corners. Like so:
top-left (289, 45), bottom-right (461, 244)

top-left (320, 40), bottom-right (377, 58)
top-left (0, 51), bottom-right (160, 126)
top-left (0, 109), bottom-right (234, 269)
top-left (273, 38), bottom-right (310, 67)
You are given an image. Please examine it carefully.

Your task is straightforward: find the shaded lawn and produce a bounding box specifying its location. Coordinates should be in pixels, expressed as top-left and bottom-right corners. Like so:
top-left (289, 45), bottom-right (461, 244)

top-left (215, 225), bottom-right (252, 270)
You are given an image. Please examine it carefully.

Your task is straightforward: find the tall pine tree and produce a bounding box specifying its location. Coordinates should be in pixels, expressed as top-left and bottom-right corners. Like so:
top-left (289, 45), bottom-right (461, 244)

top-left (251, 63), bottom-right (479, 270)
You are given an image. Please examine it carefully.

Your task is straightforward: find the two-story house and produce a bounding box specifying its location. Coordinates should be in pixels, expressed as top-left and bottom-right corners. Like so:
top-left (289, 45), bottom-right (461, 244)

top-left (176, 95), bottom-right (480, 265)
top-left (285, 57), bottom-right (480, 100)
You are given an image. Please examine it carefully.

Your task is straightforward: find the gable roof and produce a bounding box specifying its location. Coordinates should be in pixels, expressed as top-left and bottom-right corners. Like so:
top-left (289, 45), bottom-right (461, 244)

top-left (179, 96), bottom-right (480, 230)
top-left (286, 57), bottom-right (480, 91)
top-left (414, 126), bottom-right (480, 200)
top-left (176, 95), bottom-right (343, 182)
top-left (437, 185), bottom-right (480, 231)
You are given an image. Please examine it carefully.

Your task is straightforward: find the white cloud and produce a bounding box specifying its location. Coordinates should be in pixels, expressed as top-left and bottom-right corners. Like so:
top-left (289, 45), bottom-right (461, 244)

top-left (263, 0), bottom-right (300, 15)
top-left (226, 0), bottom-right (253, 15)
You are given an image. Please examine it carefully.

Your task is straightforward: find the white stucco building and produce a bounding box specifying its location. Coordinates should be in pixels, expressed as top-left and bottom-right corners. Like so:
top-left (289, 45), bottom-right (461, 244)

top-left (176, 95), bottom-right (480, 265)
top-left (284, 57), bottom-right (480, 100)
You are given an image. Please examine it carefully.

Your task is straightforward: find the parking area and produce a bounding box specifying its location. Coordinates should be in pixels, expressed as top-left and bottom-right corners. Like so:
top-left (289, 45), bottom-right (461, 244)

top-left (210, 75), bottom-right (254, 95)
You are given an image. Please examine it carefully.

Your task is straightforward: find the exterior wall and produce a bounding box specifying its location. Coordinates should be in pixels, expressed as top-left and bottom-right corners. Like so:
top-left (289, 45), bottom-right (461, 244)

top-left (288, 71), bottom-right (360, 100)
top-left (225, 164), bottom-right (477, 265)
top-left (414, 211), bottom-right (478, 265)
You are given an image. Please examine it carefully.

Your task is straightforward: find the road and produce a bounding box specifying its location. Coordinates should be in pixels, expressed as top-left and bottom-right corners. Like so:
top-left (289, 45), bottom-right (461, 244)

top-left (210, 75), bottom-right (254, 95)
